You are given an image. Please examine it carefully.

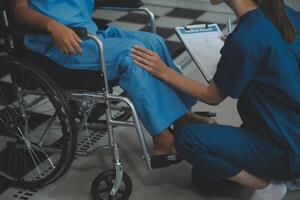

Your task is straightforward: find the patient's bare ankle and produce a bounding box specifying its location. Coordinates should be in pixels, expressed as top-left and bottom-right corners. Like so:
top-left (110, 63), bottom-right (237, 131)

top-left (153, 130), bottom-right (177, 155)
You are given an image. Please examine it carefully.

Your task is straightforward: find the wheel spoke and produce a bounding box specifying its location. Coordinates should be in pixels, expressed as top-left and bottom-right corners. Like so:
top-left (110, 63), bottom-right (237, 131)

top-left (25, 95), bottom-right (46, 110)
top-left (16, 123), bottom-right (46, 179)
top-left (28, 99), bottom-right (52, 113)
top-left (105, 177), bottom-right (115, 189)
top-left (0, 116), bottom-right (9, 128)
top-left (19, 131), bottom-right (58, 181)
top-left (116, 188), bottom-right (126, 195)
top-left (38, 111), bottom-right (58, 146)
top-left (97, 187), bottom-right (111, 193)
top-left (22, 72), bottom-right (33, 91)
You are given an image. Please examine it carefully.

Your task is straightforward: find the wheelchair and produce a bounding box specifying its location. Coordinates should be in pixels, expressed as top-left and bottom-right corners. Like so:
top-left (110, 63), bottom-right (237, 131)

top-left (0, 0), bottom-right (161, 199)
top-left (0, 0), bottom-right (216, 199)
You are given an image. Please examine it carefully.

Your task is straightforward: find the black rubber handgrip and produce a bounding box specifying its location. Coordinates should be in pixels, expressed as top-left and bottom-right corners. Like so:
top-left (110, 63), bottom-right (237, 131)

top-left (95, 0), bottom-right (144, 9)
top-left (15, 26), bottom-right (88, 38)
top-left (151, 155), bottom-right (182, 169)
top-left (194, 111), bottom-right (217, 117)
top-left (70, 27), bottom-right (88, 38)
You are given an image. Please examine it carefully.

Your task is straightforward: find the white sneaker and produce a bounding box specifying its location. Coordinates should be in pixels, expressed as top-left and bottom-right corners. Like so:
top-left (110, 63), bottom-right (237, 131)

top-left (286, 180), bottom-right (300, 191)
top-left (250, 182), bottom-right (287, 200)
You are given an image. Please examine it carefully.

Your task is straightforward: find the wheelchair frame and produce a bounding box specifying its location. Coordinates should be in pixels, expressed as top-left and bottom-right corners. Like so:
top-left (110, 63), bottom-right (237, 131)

top-left (67, 4), bottom-right (157, 193)
top-left (1, 1), bottom-right (218, 199)
top-left (74, 33), bottom-right (151, 195)
top-left (0, 0), bottom-right (155, 198)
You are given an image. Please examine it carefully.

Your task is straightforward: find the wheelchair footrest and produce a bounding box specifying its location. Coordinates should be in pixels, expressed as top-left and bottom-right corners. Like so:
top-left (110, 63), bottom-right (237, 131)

top-left (150, 154), bottom-right (182, 169)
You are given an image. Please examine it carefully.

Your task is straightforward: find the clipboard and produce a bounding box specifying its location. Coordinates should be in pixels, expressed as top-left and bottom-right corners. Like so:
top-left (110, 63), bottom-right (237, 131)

top-left (175, 24), bottom-right (224, 82)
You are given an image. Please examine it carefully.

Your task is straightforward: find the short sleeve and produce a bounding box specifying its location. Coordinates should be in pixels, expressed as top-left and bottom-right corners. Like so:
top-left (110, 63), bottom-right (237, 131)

top-left (213, 40), bottom-right (258, 98)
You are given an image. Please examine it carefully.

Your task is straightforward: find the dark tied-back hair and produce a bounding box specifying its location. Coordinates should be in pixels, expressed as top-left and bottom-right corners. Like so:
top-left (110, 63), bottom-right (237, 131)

top-left (254, 0), bottom-right (297, 43)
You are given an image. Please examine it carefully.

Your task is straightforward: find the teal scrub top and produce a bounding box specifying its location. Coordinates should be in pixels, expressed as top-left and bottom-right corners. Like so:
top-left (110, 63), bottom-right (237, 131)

top-left (213, 7), bottom-right (300, 175)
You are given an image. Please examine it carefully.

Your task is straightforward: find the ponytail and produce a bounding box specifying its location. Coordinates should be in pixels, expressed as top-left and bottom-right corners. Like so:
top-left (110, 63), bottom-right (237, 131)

top-left (253, 0), bottom-right (297, 43)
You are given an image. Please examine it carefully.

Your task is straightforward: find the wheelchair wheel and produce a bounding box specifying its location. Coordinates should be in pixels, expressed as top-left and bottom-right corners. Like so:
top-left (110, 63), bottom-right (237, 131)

top-left (91, 170), bottom-right (132, 200)
top-left (0, 57), bottom-right (77, 188)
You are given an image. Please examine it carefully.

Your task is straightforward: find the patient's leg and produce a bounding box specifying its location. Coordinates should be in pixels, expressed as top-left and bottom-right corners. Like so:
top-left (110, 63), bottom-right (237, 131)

top-left (105, 27), bottom-right (181, 72)
top-left (153, 129), bottom-right (177, 155)
top-left (97, 30), bottom-right (197, 155)
top-left (48, 28), bottom-right (212, 155)
top-left (153, 112), bottom-right (216, 155)
top-left (152, 113), bottom-right (216, 155)
top-left (46, 29), bottom-right (196, 155)
top-left (90, 37), bottom-right (190, 156)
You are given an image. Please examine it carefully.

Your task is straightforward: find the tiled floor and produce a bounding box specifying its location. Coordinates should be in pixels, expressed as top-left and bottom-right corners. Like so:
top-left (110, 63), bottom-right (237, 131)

top-left (92, 2), bottom-right (240, 59)
top-left (1, 0), bottom-right (300, 200)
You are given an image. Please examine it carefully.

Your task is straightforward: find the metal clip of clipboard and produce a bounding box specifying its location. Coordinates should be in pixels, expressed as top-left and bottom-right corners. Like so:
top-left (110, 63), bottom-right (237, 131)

top-left (175, 23), bottom-right (224, 83)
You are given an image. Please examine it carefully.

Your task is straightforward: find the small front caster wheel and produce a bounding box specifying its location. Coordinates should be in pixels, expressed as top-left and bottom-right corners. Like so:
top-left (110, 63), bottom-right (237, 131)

top-left (91, 170), bottom-right (132, 200)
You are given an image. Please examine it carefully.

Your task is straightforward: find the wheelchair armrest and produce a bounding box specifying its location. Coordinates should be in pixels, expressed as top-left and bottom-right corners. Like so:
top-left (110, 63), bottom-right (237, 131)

top-left (14, 26), bottom-right (88, 38)
top-left (93, 0), bottom-right (157, 33)
top-left (94, 0), bottom-right (144, 9)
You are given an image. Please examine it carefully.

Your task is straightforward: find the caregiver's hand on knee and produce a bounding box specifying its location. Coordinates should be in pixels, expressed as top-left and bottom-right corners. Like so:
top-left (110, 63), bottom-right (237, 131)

top-left (131, 45), bottom-right (170, 79)
top-left (131, 45), bottom-right (226, 105)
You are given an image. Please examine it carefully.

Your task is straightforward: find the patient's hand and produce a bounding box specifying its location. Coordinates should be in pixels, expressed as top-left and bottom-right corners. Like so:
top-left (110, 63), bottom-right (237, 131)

top-left (131, 45), bottom-right (169, 79)
top-left (47, 21), bottom-right (83, 55)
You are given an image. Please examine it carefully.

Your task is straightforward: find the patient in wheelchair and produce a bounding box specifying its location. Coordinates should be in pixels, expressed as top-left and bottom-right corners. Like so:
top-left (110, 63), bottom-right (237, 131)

top-left (12, 0), bottom-right (212, 156)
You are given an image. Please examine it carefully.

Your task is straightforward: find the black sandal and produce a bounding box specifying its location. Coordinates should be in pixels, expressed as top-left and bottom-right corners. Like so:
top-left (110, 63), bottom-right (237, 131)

top-left (150, 154), bottom-right (182, 169)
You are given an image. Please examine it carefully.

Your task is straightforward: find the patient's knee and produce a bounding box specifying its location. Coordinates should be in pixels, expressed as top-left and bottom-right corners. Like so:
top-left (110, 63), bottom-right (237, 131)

top-left (118, 40), bottom-right (145, 73)
top-left (143, 33), bottom-right (166, 49)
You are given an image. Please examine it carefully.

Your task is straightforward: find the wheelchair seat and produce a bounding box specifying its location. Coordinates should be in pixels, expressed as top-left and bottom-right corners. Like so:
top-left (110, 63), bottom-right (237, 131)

top-left (11, 49), bottom-right (119, 91)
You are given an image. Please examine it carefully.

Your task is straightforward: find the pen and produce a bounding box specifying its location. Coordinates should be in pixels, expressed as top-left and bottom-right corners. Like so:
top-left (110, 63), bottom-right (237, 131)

top-left (226, 17), bottom-right (232, 35)
top-left (184, 26), bottom-right (190, 30)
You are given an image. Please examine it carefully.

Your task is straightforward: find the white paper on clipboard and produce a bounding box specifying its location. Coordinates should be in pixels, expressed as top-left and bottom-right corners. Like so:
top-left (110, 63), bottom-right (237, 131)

top-left (175, 24), bottom-right (224, 82)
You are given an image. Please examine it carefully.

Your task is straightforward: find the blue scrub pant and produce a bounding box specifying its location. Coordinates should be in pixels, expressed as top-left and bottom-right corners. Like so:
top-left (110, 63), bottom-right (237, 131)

top-left (47, 27), bottom-right (195, 135)
top-left (175, 123), bottom-right (293, 182)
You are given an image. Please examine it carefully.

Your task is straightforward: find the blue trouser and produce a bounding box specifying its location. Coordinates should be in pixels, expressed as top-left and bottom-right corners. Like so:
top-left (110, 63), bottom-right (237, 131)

top-left (25, 27), bottom-right (195, 135)
top-left (174, 123), bottom-right (298, 182)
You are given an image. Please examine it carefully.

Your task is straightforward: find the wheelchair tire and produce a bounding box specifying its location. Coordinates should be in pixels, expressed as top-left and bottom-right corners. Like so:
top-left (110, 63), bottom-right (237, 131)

top-left (0, 56), bottom-right (77, 188)
top-left (91, 169), bottom-right (132, 200)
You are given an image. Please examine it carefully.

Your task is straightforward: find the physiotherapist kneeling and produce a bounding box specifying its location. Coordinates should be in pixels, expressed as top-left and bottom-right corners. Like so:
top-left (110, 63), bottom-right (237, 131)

top-left (131, 0), bottom-right (300, 199)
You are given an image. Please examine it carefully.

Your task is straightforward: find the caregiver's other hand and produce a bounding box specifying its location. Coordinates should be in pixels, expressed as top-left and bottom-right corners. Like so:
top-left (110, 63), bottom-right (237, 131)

top-left (47, 21), bottom-right (83, 55)
top-left (131, 45), bottom-right (170, 79)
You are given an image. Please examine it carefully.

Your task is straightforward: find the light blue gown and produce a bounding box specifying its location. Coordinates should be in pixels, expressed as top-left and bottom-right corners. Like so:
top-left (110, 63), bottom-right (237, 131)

top-left (25, 0), bottom-right (196, 135)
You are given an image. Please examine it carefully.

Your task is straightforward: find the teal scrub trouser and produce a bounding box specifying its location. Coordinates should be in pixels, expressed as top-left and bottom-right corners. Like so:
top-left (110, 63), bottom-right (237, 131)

top-left (39, 27), bottom-right (196, 135)
top-left (174, 123), bottom-right (299, 182)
